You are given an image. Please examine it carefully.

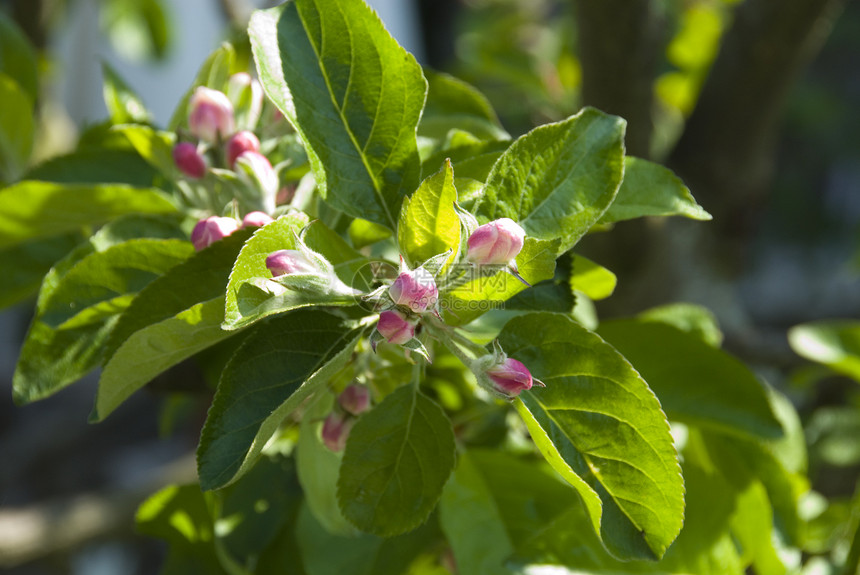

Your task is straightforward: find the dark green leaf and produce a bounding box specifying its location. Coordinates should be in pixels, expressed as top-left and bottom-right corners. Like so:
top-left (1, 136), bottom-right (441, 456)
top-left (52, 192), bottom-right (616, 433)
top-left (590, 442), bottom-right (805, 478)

top-left (398, 159), bottom-right (460, 268)
top-left (249, 0), bottom-right (427, 230)
top-left (12, 239), bottom-right (192, 404)
top-left (0, 13), bottom-right (38, 103)
top-left (599, 157), bottom-right (711, 225)
top-left (0, 233), bottom-right (82, 309)
top-left (789, 320), bottom-right (860, 383)
top-left (24, 148), bottom-right (158, 187)
top-left (337, 384), bottom-right (456, 537)
top-left (102, 62), bottom-right (153, 125)
top-left (0, 181), bottom-right (176, 249)
top-left (596, 320), bottom-right (783, 440)
top-left (499, 312), bottom-right (684, 561)
top-left (419, 70), bottom-right (507, 141)
top-left (296, 502), bottom-right (436, 575)
top-left (197, 310), bottom-right (363, 490)
top-left (474, 107), bottom-right (625, 253)
top-left (136, 484), bottom-right (227, 575)
top-left (0, 74), bottom-right (34, 183)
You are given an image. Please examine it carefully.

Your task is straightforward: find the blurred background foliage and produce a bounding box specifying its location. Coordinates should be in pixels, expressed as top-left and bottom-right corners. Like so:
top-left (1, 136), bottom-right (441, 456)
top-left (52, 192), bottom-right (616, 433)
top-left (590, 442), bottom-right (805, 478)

top-left (1, 0), bottom-right (859, 573)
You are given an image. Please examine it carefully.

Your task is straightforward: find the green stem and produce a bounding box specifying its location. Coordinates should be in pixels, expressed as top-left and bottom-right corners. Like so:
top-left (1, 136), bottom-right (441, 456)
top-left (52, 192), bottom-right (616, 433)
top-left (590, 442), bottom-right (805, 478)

top-left (425, 321), bottom-right (486, 367)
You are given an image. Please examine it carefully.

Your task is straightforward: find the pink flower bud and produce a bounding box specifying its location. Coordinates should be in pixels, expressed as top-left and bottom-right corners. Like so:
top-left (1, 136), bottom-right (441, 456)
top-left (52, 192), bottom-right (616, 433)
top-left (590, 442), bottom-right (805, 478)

top-left (226, 131), bottom-right (261, 168)
top-left (188, 86), bottom-right (235, 142)
top-left (265, 249), bottom-right (317, 277)
top-left (242, 211), bottom-right (274, 228)
top-left (389, 268), bottom-right (438, 313)
top-left (321, 411), bottom-right (354, 452)
top-left (485, 358), bottom-right (534, 397)
top-left (376, 310), bottom-right (418, 345)
top-left (466, 218), bottom-right (526, 266)
top-left (190, 216), bottom-right (240, 251)
top-left (172, 142), bottom-right (207, 179)
top-left (338, 384), bottom-right (371, 416)
top-left (235, 151), bottom-right (278, 203)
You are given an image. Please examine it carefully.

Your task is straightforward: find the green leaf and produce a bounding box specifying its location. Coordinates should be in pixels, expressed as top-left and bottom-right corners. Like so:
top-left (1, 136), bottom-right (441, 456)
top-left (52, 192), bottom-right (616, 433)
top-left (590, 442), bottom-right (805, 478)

top-left (419, 70), bottom-right (508, 141)
top-left (337, 384), bottom-right (456, 537)
top-left (12, 239), bottom-right (192, 404)
top-left (296, 502), bottom-right (436, 575)
top-left (296, 393), bottom-right (359, 536)
top-left (0, 233), bottom-right (82, 309)
top-left (101, 0), bottom-right (172, 62)
top-left (348, 218), bottom-right (392, 249)
top-left (570, 254), bottom-right (616, 301)
top-left (0, 181), bottom-right (176, 249)
top-left (136, 484), bottom-right (227, 575)
top-left (730, 480), bottom-right (786, 575)
top-left (0, 74), bottom-right (34, 183)
top-left (398, 159), bottom-right (461, 267)
top-left (114, 124), bottom-right (178, 177)
top-left (637, 303), bottom-right (723, 348)
top-left (102, 228), bottom-right (251, 362)
top-left (788, 320), bottom-right (860, 383)
top-left (169, 43), bottom-right (238, 131)
top-left (499, 312), bottom-right (684, 561)
top-left (597, 319), bottom-right (784, 440)
top-left (197, 310), bottom-right (363, 490)
top-left (24, 148), bottom-right (159, 188)
top-left (599, 157), bottom-right (711, 224)
top-left (441, 237), bottom-right (559, 326)
top-left (0, 13), bottom-right (38, 103)
top-left (474, 107), bottom-right (626, 253)
top-left (102, 62), bottom-right (153, 125)
top-left (249, 0), bottom-right (427, 230)
top-left (223, 215), bottom-right (367, 330)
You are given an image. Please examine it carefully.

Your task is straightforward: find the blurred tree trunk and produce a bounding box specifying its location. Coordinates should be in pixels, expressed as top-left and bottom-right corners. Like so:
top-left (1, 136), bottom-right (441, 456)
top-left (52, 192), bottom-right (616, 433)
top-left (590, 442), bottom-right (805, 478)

top-left (575, 0), bottom-right (664, 159)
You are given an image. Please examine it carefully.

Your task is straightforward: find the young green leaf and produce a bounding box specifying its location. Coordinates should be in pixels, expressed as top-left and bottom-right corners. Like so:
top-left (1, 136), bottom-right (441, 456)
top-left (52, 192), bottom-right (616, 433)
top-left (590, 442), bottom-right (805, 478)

top-left (0, 181), bottom-right (176, 249)
top-left (114, 125), bottom-right (178, 178)
top-left (398, 159), bottom-right (461, 268)
top-left (197, 310), bottom-right (364, 490)
top-left (599, 157), bottom-right (711, 225)
top-left (474, 107), bottom-right (626, 253)
top-left (788, 320), bottom-right (860, 384)
top-left (0, 233), bottom-right (82, 310)
top-left (596, 319), bottom-right (784, 440)
top-left (570, 254), bottom-right (617, 301)
top-left (249, 0), bottom-right (427, 230)
top-left (223, 215), bottom-right (367, 330)
top-left (419, 70), bottom-right (508, 142)
top-left (102, 62), bottom-right (153, 125)
top-left (337, 384), bottom-right (456, 537)
top-left (0, 74), bottom-right (34, 183)
top-left (499, 312), bottom-right (685, 561)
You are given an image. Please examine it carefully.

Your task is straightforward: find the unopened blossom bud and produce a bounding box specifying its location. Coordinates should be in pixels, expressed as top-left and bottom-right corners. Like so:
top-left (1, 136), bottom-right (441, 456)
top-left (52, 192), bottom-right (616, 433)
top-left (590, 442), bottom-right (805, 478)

top-left (188, 86), bottom-right (235, 142)
top-left (190, 216), bottom-right (240, 251)
top-left (226, 131), bottom-right (261, 168)
top-left (466, 218), bottom-right (526, 266)
top-left (388, 268), bottom-right (438, 313)
top-left (321, 412), bottom-right (354, 452)
top-left (376, 310), bottom-right (417, 345)
top-left (338, 384), bottom-right (371, 416)
top-left (172, 142), bottom-right (207, 179)
top-left (235, 151), bottom-right (278, 213)
top-left (485, 358), bottom-right (535, 397)
top-left (242, 211), bottom-right (274, 228)
top-left (266, 249), bottom-right (317, 277)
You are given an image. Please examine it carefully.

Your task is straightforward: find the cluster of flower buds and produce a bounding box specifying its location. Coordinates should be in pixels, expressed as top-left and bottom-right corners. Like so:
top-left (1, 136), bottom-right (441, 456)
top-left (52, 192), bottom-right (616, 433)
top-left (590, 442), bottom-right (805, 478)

top-left (321, 384), bottom-right (371, 452)
top-left (370, 261), bottom-right (439, 355)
